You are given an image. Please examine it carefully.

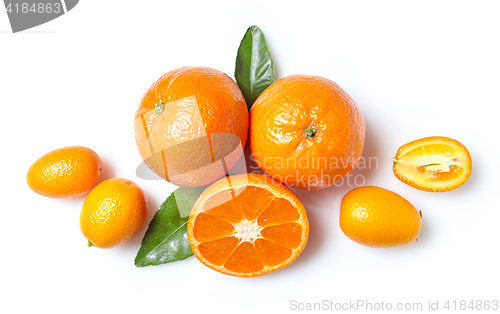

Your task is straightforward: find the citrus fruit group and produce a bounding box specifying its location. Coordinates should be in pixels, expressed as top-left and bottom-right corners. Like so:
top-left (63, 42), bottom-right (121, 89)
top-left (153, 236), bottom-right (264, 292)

top-left (340, 186), bottom-right (421, 248)
top-left (80, 178), bottom-right (148, 248)
top-left (187, 173), bottom-right (309, 277)
top-left (249, 75), bottom-right (365, 190)
top-left (134, 66), bottom-right (249, 187)
top-left (26, 146), bottom-right (101, 198)
top-left (393, 136), bottom-right (472, 192)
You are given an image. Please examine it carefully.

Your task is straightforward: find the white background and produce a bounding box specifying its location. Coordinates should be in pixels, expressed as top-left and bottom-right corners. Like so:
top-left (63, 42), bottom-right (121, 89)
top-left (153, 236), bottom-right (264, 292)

top-left (1, 1), bottom-right (499, 313)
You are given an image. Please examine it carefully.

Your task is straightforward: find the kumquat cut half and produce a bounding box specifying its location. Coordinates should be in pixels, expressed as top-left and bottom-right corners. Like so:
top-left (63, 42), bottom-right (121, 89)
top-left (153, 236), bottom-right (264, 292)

top-left (187, 173), bottom-right (309, 277)
top-left (393, 136), bottom-right (472, 192)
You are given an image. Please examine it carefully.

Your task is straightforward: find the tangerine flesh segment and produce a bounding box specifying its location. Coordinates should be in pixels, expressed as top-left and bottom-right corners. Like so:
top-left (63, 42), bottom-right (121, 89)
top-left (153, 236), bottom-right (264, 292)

top-left (204, 190), bottom-right (244, 224)
top-left (224, 241), bottom-right (264, 273)
top-left (257, 197), bottom-right (300, 227)
top-left (198, 236), bottom-right (239, 266)
top-left (254, 238), bottom-right (293, 267)
top-left (261, 223), bottom-right (303, 250)
top-left (193, 213), bottom-right (235, 243)
top-left (235, 186), bottom-right (275, 221)
top-left (393, 136), bottom-right (472, 192)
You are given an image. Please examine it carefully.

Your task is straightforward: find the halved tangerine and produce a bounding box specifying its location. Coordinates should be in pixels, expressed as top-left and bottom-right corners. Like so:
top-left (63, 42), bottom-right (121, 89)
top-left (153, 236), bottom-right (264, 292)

top-left (393, 136), bottom-right (472, 192)
top-left (187, 173), bottom-right (309, 277)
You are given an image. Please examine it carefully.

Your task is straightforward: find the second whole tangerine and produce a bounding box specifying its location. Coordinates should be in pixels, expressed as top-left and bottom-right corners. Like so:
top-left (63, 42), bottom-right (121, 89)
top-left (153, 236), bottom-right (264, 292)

top-left (249, 75), bottom-right (365, 190)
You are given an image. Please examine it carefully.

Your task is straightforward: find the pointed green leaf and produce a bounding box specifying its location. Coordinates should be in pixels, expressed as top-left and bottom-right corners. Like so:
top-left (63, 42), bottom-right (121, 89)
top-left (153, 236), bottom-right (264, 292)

top-left (135, 186), bottom-right (205, 267)
top-left (235, 25), bottom-right (276, 109)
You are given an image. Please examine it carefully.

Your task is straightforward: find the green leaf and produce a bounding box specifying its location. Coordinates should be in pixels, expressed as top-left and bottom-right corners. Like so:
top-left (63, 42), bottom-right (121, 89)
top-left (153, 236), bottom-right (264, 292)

top-left (135, 186), bottom-right (205, 267)
top-left (235, 25), bottom-right (276, 109)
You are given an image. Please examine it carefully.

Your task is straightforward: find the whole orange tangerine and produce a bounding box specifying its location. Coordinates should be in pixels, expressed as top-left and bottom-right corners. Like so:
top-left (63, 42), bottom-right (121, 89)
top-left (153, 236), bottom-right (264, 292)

top-left (134, 67), bottom-right (248, 187)
top-left (249, 75), bottom-right (365, 190)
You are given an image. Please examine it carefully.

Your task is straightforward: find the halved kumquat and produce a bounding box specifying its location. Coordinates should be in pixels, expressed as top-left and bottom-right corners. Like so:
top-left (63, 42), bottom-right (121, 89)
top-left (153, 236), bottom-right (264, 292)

top-left (393, 136), bottom-right (472, 192)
